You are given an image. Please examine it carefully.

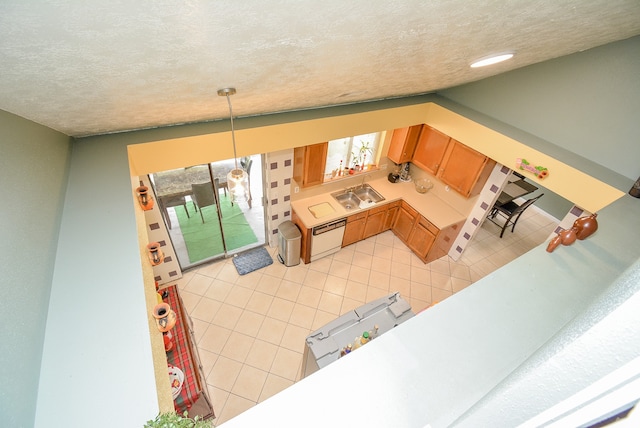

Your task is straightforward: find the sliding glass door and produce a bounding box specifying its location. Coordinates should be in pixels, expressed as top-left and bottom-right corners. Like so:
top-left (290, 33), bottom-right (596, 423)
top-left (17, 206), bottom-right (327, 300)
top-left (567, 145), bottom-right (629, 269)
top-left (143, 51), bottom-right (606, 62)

top-left (150, 154), bottom-right (265, 270)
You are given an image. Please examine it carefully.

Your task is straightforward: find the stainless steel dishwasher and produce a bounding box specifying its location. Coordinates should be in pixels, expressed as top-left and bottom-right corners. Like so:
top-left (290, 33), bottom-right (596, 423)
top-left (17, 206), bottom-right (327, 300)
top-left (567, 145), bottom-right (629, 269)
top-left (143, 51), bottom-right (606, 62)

top-left (310, 218), bottom-right (346, 261)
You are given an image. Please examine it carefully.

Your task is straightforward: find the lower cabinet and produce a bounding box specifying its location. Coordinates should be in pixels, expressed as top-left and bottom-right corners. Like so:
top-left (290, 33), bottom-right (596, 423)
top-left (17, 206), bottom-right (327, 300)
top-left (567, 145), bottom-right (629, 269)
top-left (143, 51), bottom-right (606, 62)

top-left (342, 212), bottom-right (367, 247)
top-left (391, 200), bottom-right (461, 264)
top-left (383, 201), bottom-right (400, 231)
top-left (296, 199), bottom-right (460, 264)
top-left (362, 205), bottom-right (386, 240)
top-left (407, 216), bottom-right (438, 261)
top-left (343, 201), bottom-right (400, 247)
top-left (393, 201), bottom-right (418, 243)
top-left (292, 210), bottom-right (312, 264)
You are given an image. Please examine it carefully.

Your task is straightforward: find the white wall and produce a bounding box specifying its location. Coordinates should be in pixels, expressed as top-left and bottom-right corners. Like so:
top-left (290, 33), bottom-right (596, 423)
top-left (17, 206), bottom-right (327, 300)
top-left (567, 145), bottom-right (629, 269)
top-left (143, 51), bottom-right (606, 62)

top-left (0, 110), bottom-right (71, 427)
top-left (34, 136), bottom-right (159, 426)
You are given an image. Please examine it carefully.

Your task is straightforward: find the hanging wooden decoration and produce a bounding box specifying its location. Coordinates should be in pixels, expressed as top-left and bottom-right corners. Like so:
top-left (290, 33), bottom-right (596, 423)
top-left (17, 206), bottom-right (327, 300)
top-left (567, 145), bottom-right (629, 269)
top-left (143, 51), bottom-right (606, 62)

top-left (516, 158), bottom-right (549, 179)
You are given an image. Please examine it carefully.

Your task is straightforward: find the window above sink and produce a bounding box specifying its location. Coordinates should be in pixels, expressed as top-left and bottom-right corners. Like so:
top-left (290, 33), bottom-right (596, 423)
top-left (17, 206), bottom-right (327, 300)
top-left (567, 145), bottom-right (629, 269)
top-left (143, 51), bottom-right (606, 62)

top-left (323, 132), bottom-right (384, 182)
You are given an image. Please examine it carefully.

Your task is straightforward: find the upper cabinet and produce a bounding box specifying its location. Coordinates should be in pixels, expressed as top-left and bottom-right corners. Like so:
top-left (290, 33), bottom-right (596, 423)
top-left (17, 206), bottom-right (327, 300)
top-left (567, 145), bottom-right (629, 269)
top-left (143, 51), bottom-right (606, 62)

top-left (412, 125), bottom-right (451, 175)
top-left (406, 124), bottom-right (496, 199)
top-left (387, 125), bottom-right (422, 164)
top-left (438, 139), bottom-right (496, 198)
top-left (293, 142), bottom-right (328, 188)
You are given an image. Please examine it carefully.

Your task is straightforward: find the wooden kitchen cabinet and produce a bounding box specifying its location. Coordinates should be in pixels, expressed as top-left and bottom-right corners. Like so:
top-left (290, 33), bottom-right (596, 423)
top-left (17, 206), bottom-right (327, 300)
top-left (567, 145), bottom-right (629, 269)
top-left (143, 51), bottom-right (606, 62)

top-left (342, 212), bottom-right (367, 247)
top-left (362, 205), bottom-right (387, 240)
top-left (387, 125), bottom-right (422, 164)
top-left (438, 139), bottom-right (495, 198)
top-left (391, 201), bottom-right (462, 264)
top-left (293, 142), bottom-right (328, 188)
top-left (425, 219), bottom-right (464, 264)
top-left (383, 201), bottom-right (400, 231)
top-left (407, 216), bottom-right (438, 260)
top-left (411, 125), bottom-right (451, 175)
top-left (292, 210), bottom-right (312, 264)
top-left (392, 201), bottom-right (418, 242)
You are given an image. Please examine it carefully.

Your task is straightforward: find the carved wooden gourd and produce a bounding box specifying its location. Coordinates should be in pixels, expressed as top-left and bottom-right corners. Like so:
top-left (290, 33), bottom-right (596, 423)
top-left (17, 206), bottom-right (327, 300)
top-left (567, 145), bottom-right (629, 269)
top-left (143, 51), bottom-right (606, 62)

top-left (547, 213), bottom-right (599, 253)
top-left (573, 213), bottom-right (598, 240)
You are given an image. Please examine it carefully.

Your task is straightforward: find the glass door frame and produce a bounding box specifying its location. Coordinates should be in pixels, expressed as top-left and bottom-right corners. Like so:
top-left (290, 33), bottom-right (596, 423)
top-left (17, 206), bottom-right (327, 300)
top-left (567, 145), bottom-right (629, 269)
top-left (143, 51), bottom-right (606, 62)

top-left (149, 154), bottom-right (267, 270)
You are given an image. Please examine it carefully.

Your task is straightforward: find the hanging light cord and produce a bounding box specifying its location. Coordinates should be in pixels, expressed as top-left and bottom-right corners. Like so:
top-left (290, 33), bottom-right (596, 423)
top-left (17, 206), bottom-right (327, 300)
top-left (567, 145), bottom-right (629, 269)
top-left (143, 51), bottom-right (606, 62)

top-left (224, 92), bottom-right (239, 172)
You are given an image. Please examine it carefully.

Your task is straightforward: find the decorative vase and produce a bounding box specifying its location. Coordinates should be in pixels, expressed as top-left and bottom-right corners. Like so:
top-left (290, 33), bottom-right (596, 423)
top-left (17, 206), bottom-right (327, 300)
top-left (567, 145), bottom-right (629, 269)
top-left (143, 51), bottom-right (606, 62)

top-left (558, 227), bottom-right (578, 246)
top-left (546, 234), bottom-right (563, 253)
top-left (153, 303), bottom-right (177, 332)
top-left (147, 242), bottom-right (164, 266)
top-left (136, 186), bottom-right (154, 210)
top-left (573, 213), bottom-right (598, 240)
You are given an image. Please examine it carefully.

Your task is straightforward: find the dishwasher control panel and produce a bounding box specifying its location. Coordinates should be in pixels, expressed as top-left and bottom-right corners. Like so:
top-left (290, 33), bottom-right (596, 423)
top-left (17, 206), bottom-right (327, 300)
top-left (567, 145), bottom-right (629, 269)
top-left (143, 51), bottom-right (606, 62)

top-left (313, 218), bottom-right (347, 235)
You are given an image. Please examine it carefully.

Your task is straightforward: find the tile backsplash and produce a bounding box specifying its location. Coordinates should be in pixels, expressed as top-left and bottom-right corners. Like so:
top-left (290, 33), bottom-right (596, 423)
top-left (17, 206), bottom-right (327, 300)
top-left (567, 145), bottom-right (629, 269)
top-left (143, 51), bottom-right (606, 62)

top-left (265, 149), bottom-right (294, 247)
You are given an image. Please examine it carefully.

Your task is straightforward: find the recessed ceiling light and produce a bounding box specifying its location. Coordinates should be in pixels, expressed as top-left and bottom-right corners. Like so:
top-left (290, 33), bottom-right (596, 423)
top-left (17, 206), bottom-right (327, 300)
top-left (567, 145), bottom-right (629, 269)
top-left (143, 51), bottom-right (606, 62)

top-left (470, 52), bottom-right (515, 68)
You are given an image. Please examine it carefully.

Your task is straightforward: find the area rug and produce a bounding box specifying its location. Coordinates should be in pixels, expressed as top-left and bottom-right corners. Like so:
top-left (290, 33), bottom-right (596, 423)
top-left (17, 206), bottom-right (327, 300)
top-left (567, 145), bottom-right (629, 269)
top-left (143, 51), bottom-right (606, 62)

top-left (175, 197), bottom-right (258, 263)
top-left (232, 247), bottom-right (273, 275)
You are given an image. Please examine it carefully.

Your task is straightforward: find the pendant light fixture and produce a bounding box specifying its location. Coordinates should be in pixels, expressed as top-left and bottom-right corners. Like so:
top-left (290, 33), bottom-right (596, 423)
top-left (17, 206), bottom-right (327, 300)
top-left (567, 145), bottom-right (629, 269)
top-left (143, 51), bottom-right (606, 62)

top-left (218, 87), bottom-right (249, 204)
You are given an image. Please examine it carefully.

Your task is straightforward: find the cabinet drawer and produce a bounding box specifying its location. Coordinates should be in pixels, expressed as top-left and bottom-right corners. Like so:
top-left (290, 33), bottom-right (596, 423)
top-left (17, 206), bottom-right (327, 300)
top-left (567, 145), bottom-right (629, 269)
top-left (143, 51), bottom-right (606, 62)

top-left (367, 204), bottom-right (388, 216)
top-left (418, 216), bottom-right (439, 235)
top-left (400, 200), bottom-right (418, 218)
top-left (347, 212), bottom-right (367, 222)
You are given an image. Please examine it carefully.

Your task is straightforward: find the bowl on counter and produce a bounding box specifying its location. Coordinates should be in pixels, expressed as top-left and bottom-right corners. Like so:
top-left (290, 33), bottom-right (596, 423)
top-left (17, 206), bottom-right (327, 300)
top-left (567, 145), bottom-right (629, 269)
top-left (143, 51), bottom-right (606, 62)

top-left (414, 178), bottom-right (433, 194)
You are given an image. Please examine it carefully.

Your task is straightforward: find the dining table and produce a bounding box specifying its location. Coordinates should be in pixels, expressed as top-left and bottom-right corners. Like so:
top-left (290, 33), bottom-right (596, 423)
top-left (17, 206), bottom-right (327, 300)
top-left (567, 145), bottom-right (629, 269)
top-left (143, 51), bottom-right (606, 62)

top-left (494, 179), bottom-right (539, 207)
top-left (152, 162), bottom-right (235, 228)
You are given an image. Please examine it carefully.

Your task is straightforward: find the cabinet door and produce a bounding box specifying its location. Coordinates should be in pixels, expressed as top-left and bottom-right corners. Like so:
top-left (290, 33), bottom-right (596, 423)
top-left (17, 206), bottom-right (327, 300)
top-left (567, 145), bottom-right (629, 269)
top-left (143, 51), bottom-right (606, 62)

top-left (438, 139), bottom-right (488, 198)
top-left (363, 206), bottom-right (386, 239)
top-left (293, 142), bottom-right (328, 187)
top-left (412, 125), bottom-right (451, 175)
top-left (387, 125), bottom-right (422, 164)
top-left (342, 213), bottom-right (367, 247)
top-left (292, 210), bottom-right (312, 264)
top-left (383, 202), bottom-right (400, 231)
top-left (392, 202), bottom-right (418, 243)
top-left (407, 218), bottom-right (437, 260)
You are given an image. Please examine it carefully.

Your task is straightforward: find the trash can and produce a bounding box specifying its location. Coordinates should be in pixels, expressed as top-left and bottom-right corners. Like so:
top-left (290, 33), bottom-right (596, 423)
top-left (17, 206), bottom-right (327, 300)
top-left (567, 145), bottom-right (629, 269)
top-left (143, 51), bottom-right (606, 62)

top-left (277, 221), bottom-right (301, 266)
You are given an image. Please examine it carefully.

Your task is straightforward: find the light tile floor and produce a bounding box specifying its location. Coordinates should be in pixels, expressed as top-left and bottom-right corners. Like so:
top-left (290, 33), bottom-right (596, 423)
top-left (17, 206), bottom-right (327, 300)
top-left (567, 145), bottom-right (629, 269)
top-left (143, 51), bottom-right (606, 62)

top-left (173, 206), bottom-right (558, 425)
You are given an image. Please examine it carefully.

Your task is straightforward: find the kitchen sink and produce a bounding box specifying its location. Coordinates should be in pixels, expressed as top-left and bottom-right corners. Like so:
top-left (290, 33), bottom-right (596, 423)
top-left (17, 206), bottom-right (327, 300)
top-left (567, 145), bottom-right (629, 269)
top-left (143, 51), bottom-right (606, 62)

top-left (331, 184), bottom-right (385, 210)
top-left (354, 185), bottom-right (385, 203)
top-left (332, 191), bottom-right (362, 210)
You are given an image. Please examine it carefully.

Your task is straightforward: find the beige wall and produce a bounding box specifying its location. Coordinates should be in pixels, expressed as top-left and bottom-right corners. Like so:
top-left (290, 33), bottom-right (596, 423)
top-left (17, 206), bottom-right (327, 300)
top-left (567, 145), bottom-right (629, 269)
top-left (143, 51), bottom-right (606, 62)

top-left (128, 102), bottom-right (622, 213)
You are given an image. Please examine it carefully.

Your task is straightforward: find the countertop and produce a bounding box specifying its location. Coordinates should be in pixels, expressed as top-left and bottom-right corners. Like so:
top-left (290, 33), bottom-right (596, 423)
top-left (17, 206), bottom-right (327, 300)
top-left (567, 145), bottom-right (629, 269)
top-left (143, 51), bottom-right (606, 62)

top-left (290, 176), bottom-right (470, 230)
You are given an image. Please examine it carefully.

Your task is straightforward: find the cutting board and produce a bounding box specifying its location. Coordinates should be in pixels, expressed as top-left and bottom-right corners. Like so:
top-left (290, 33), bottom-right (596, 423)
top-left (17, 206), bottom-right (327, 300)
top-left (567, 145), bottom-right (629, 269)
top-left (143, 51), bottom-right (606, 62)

top-left (308, 202), bottom-right (335, 219)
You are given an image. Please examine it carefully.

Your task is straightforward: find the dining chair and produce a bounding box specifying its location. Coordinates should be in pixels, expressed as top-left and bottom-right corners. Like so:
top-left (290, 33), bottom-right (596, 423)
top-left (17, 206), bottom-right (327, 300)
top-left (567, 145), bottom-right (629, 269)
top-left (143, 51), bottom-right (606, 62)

top-left (159, 194), bottom-right (192, 229)
top-left (488, 193), bottom-right (544, 238)
top-left (191, 182), bottom-right (218, 223)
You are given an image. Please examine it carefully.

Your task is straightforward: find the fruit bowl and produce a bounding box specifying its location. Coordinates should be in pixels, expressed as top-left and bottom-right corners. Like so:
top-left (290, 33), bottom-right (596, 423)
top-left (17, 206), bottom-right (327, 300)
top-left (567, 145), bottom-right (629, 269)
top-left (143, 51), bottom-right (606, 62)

top-left (414, 178), bottom-right (433, 194)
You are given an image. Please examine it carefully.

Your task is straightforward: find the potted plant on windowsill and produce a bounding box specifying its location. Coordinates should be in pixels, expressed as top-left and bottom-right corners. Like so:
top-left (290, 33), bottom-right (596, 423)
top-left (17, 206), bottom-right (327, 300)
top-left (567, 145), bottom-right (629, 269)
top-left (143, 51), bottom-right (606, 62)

top-left (352, 140), bottom-right (373, 172)
top-left (144, 411), bottom-right (213, 427)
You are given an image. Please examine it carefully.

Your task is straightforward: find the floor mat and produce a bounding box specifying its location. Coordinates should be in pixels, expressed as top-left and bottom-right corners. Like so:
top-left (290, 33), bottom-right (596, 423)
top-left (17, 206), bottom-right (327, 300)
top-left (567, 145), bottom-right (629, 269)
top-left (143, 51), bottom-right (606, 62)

top-left (232, 247), bottom-right (273, 275)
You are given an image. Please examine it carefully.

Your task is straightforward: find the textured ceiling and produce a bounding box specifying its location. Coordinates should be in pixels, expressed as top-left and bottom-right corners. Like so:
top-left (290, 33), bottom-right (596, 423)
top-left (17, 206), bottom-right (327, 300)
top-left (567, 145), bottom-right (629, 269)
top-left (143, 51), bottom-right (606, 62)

top-left (1, 1), bottom-right (639, 137)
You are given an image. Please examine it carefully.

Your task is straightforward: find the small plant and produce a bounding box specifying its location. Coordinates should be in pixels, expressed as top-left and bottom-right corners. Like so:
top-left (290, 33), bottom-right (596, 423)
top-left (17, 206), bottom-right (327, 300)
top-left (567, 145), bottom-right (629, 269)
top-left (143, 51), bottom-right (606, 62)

top-left (144, 411), bottom-right (213, 428)
top-left (351, 140), bottom-right (373, 169)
